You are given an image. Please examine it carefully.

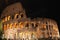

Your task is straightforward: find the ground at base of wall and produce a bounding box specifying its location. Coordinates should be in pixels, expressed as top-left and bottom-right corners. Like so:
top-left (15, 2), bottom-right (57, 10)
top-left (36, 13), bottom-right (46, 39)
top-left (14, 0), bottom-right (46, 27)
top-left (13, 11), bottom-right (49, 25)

top-left (1, 38), bottom-right (60, 40)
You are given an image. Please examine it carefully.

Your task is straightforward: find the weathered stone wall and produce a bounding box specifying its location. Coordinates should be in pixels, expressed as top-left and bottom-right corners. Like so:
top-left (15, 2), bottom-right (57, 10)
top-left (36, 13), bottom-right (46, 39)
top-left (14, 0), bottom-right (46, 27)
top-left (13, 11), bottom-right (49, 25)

top-left (1, 2), bottom-right (59, 39)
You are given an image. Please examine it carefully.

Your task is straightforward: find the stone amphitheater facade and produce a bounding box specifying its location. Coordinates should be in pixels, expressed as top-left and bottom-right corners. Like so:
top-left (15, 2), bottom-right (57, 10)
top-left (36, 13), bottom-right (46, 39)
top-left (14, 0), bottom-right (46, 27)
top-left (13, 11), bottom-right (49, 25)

top-left (1, 2), bottom-right (59, 40)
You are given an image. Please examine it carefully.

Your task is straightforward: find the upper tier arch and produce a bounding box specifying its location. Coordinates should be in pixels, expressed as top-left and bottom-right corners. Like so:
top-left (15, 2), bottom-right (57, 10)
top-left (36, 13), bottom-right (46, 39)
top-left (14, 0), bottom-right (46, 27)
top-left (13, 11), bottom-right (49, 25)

top-left (1, 2), bottom-right (27, 18)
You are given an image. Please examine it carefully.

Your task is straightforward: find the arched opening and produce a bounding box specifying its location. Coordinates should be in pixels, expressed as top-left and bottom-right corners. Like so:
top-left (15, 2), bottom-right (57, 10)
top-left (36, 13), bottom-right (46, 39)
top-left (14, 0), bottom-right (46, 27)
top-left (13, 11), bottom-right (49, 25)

top-left (35, 23), bottom-right (38, 28)
top-left (8, 16), bottom-right (10, 21)
top-left (19, 22), bottom-right (24, 29)
top-left (10, 23), bottom-right (13, 29)
top-left (7, 24), bottom-right (9, 29)
top-left (20, 13), bottom-right (24, 18)
top-left (5, 17), bottom-right (7, 21)
top-left (15, 14), bottom-right (19, 19)
top-left (25, 23), bottom-right (29, 28)
top-left (12, 15), bottom-right (14, 19)
top-left (4, 24), bottom-right (7, 31)
top-left (31, 23), bottom-right (34, 28)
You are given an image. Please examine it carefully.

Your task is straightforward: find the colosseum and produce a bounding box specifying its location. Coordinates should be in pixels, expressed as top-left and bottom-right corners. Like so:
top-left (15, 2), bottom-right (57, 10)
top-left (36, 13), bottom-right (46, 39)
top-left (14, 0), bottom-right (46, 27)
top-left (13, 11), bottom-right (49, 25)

top-left (1, 2), bottom-right (59, 40)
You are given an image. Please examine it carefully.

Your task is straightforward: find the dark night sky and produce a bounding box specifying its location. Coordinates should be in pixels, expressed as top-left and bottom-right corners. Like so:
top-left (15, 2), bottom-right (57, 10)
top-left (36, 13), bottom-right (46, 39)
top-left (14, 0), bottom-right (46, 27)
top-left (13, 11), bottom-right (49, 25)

top-left (0, 0), bottom-right (59, 31)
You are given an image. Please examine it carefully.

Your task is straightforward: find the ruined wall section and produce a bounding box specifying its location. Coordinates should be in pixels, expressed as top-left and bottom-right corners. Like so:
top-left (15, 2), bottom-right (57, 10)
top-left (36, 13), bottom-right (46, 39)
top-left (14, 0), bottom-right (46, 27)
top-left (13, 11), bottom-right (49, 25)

top-left (1, 2), bottom-right (59, 39)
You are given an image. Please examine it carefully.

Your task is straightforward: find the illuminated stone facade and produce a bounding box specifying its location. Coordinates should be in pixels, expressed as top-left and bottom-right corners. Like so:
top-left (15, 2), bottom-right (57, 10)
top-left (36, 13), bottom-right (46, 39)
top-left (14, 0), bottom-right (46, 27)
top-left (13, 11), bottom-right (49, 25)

top-left (1, 2), bottom-right (59, 40)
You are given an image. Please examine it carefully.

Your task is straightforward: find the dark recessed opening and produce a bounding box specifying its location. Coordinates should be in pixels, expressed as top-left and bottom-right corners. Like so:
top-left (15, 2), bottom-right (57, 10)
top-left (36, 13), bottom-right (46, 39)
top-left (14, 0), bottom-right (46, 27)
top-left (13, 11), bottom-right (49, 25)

top-left (25, 23), bottom-right (29, 27)
top-left (16, 15), bottom-right (19, 18)
top-left (12, 15), bottom-right (14, 19)
top-left (31, 23), bottom-right (34, 28)
top-left (46, 22), bottom-right (48, 24)
top-left (46, 25), bottom-right (48, 30)
top-left (21, 14), bottom-right (23, 18)
top-left (35, 24), bottom-right (38, 28)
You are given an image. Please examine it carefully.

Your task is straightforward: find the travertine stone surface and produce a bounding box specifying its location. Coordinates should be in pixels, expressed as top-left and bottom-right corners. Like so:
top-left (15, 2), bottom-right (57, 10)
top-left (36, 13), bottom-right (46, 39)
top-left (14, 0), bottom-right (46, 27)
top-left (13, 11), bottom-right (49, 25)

top-left (1, 2), bottom-right (59, 40)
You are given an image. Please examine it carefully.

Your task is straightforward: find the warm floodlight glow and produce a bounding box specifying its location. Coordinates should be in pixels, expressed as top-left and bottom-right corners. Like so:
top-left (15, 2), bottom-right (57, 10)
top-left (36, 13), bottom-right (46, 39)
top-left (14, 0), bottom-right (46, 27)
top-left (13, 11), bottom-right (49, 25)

top-left (1, 2), bottom-right (59, 40)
